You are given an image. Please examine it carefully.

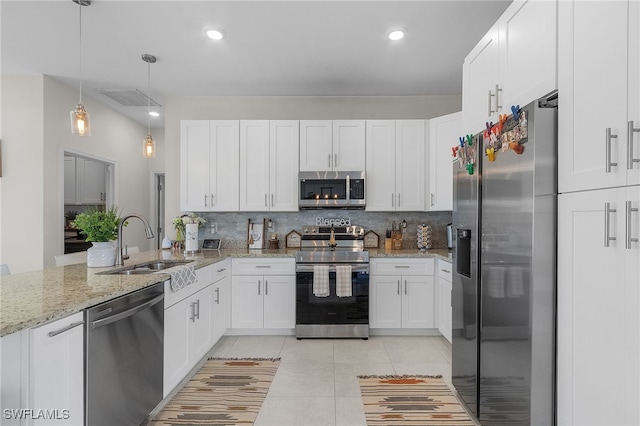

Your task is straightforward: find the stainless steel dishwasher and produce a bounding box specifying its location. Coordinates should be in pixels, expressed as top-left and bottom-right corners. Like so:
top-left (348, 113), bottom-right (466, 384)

top-left (85, 282), bottom-right (164, 426)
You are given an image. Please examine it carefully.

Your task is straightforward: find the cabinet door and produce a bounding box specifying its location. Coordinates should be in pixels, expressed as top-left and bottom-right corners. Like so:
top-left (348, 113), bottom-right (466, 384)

top-left (333, 120), bottom-right (366, 171)
top-left (300, 120), bottom-right (332, 171)
top-left (240, 120), bottom-right (270, 211)
top-left (628, 1), bottom-right (640, 186)
top-left (231, 276), bottom-right (264, 328)
top-left (438, 261), bottom-right (453, 343)
top-left (395, 120), bottom-right (425, 211)
top-left (164, 296), bottom-right (191, 397)
top-left (369, 275), bottom-right (402, 328)
top-left (270, 120), bottom-right (299, 211)
top-left (211, 275), bottom-right (229, 345)
top-left (263, 275), bottom-right (295, 329)
top-left (189, 286), bottom-right (214, 362)
top-left (500, 0), bottom-right (557, 110)
top-left (365, 120), bottom-right (396, 211)
top-left (558, 1), bottom-right (629, 192)
top-left (463, 23), bottom-right (500, 133)
top-left (180, 120), bottom-right (211, 211)
top-left (401, 275), bottom-right (435, 329)
top-left (210, 120), bottom-right (240, 211)
top-left (557, 188), bottom-right (632, 425)
top-left (428, 112), bottom-right (460, 211)
top-left (29, 312), bottom-right (84, 425)
top-left (64, 156), bottom-right (77, 204)
top-left (79, 159), bottom-right (106, 204)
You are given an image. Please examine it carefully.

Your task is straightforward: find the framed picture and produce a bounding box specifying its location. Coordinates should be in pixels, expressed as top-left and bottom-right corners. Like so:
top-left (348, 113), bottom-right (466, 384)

top-left (248, 221), bottom-right (264, 249)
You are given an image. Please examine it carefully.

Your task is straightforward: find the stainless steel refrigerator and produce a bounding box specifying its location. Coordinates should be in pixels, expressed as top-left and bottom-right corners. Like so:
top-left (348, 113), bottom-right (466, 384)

top-left (452, 94), bottom-right (557, 425)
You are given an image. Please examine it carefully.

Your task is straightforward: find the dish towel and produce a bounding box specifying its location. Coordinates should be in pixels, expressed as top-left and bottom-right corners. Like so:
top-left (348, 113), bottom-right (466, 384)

top-left (335, 265), bottom-right (352, 297)
top-left (313, 265), bottom-right (330, 297)
top-left (164, 263), bottom-right (197, 292)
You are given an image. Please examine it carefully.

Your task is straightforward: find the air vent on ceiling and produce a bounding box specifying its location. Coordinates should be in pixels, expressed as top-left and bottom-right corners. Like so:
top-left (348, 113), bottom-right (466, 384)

top-left (95, 89), bottom-right (161, 107)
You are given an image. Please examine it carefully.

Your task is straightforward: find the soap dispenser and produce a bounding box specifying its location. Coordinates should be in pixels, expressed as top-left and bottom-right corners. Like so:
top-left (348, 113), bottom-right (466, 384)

top-left (161, 235), bottom-right (172, 249)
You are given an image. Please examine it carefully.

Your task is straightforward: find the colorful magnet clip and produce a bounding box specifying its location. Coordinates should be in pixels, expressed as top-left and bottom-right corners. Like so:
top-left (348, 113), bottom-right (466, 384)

top-left (459, 136), bottom-right (465, 147)
top-left (466, 134), bottom-right (474, 146)
top-left (485, 147), bottom-right (496, 162)
top-left (511, 105), bottom-right (520, 119)
top-left (510, 141), bottom-right (524, 155)
top-left (466, 163), bottom-right (474, 175)
top-left (496, 114), bottom-right (508, 133)
top-left (452, 146), bottom-right (459, 157)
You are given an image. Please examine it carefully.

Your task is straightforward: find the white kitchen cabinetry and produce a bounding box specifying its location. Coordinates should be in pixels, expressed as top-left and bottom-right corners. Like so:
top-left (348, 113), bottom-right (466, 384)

top-left (210, 260), bottom-right (230, 344)
top-left (366, 120), bottom-right (425, 211)
top-left (28, 312), bottom-right (85, 425)
top-left (428, 112), bottom-right (461, 211)
top-left (558, 0), bottom-right (640, 192)
top-left (557, 188), bottom-right (639, 426)
top-left (230, 258), bottom-right (295, 330)
top-left (164, 265), bottom-right (215, 397)
top-left (299, 120), bottom-right (365, 171)
top-left (463, 0), bottom-right (557, 133)
top-left (370, 258), bottom-right (435, 329)
top-left (64, 156), bottom-right (106, 205)
top-left (437, 260), bottom-right (452, 343)
top-left (239, 120), bottom-right (299, 211)
top-left (180, 120), bottom-right (239, 212)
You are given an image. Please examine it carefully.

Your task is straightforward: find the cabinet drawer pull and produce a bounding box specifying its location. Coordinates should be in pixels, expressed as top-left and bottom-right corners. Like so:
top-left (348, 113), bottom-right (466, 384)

top-left (215, 287), bottom-right (220, 304)
top-left (604, 202), bottom-right (617, 247)
top-left (255, 265), bottom-right (271, 268)
top-left (404, 280), bottom-right (407, 295)
top-left (441, 268), bottom-right (451, 273)
top-left (626, 200), bottom-right (639, 249)
top-left (217, 268), bottom-right (226, 273)
top-left (394, 265), bottom-right (410, 269)
top-left (265, 280), bottom-right (269, 295)
top-left (397, 280), bottom-right (400, 295)
top-left (606, 128), bottom-right (618, 173)
top-left (258, 280), bottom-right (261, 295)
top-left (628, 121), bottom-right (640, 170)
top-left (48, 321), bottom-right (84, 338)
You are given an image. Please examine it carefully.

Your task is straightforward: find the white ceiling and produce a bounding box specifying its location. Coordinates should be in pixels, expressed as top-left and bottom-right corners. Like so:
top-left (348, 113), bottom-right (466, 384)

top-left (1, 0), bottom-right (511, 128)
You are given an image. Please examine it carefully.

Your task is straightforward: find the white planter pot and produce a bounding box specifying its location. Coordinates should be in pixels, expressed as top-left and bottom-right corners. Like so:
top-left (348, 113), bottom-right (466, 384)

top-left (87, 241), bottom-right (116, 267)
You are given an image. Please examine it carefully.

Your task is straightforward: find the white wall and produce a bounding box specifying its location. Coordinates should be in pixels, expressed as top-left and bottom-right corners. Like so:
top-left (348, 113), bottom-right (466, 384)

top-left (163, 94), bottom-right (461, 237)
top-left (0, 75), bottom-right (164, 273)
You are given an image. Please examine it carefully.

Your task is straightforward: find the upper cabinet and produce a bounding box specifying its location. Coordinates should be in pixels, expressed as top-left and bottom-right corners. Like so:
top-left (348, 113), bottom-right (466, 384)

top-left (299, 120), bottom-right (365, 171)
top-left (64, 156), bottom-right (106, 205)
top-left (366, 120), bottom-right (425, 211)
top-left (558, 0), bottom-right (640, 192)
top-left (428, 112), bottom-right (461, 211)
top-left (180, 120), bottom-right (240, 212)
top-left (463, 0), bottom-right (557, 133)
top-left (239, 120), bottom-right (299, 211)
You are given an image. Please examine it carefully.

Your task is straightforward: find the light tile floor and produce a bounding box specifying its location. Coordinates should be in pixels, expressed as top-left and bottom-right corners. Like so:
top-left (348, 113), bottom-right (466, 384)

top-left (205, 335), bottom-right (462, 426)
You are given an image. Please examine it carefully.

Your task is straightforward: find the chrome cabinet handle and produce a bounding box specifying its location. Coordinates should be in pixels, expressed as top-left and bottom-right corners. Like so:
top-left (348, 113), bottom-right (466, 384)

top-left (628, 121), bottom-right (640, 170)
top-left (195, 299), bottom-right (200, 320)
top-left (495, 84), bottom-right (502, 111)
top-left (48, 321), bottom-right (84, 338)
top-left (204, 194), bottom-right (208, 207)
top-left (271, 194), bottom-right (274, 207)
top-left (265, 280), bottom-right (269, 295)
top-left (265, 194), bottom-right (268, 207)
top-left (391, 193), bottom-right (395, 207)
top-left (258, 280), bottom-right (261, 295)
top-left (256, 265), bottom-right (271, 268)
top-left (606, 128), bottom-right (618, 173)
top-left (604, 202), bottom-right (617, 247)
top-left (626, 201), bottom-right (639, 249)
top-left (215, 287), bottom-right (220, 304)
top-left (397, 280), bottom-right (400, 295)
top-left (328, 154), bottom-right (332, 168)
top-left (394, 265), bottom-right (410, 269)
top-left (441, 268), bottom-right (451, 273)
top-left (217, 268), bottom-right (226, 273)
top-left (397, 193), bottom-right (400, 207)
top-left (334, 153), bottom-right (338, 168)
top-left (404, 280), bottom-right (407, 295)
top-left (488, 89), bottom-right (495, 115)
top-left (190, 302), bottom-right (196, 322)
top-left (211, 194), bottom-right (215, 206)
top-left (430, 193), bottom-right (435, 207)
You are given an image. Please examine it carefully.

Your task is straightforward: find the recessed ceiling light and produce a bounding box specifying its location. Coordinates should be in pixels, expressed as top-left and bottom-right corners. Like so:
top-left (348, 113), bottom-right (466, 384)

top-left (149, 111), bottom-right (160, 117)
top-left (388, 30), bottom-right (405, 41)
top-left (206, 29), bottom-right (224, 41)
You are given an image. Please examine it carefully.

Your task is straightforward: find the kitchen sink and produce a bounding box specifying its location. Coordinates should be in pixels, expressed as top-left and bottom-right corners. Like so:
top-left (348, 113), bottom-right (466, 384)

top-left (100, 260), bottom-right (194, 275)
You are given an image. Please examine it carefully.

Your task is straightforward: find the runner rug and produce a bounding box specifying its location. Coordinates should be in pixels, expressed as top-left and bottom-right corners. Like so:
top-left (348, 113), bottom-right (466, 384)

top-left (358, 375), bottom-right (475, 425)
top-left (151, 357), bottom-right (280, 426)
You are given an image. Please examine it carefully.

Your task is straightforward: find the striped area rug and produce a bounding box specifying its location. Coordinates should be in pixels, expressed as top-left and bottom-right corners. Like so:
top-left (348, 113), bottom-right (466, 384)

top-left (151, 357), bottom-right (280, 426)
top-left (358, 375), bottom-right (475, 425)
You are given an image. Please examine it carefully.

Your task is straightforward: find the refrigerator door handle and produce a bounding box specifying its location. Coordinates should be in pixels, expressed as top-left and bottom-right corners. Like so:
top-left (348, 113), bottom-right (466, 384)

top-left (625, 200), bottom-right (639, 249)
top-left (604, 202), bottom-right (617, 247)
top-left (606, 128), bottom-right (618, 173)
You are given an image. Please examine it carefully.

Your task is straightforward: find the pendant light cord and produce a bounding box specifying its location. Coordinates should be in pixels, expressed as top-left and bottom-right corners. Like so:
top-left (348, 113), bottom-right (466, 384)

top-left (78, 1), bottom-right (83, 104)
top-left (147, 60), bottom-right (151, 135)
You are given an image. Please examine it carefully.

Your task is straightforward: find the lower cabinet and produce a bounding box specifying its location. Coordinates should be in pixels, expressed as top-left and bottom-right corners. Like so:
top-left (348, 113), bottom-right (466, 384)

top-left (437, 260), bottom-right (452, 343)
top-left (370, 258), bottom-right (435, 329)
top-left (231, 258), bottom-right (295, 330)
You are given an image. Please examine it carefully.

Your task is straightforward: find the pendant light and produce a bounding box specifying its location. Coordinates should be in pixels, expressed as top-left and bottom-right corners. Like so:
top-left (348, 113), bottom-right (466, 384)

top-left (70, 0), bottom-right (91, 136)
top-left (142, 54), bottom-right (157, 158)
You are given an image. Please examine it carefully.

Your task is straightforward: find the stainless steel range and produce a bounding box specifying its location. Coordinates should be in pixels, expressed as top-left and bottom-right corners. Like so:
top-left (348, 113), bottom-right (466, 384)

top-left (295, 224), bottom-right (369, 339)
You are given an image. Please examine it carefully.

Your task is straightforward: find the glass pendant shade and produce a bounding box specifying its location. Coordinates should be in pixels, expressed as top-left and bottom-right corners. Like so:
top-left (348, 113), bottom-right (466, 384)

top-left (70, 103), bottom-right (90, 136)
top-left (143, 134), bottom-right (156, 158)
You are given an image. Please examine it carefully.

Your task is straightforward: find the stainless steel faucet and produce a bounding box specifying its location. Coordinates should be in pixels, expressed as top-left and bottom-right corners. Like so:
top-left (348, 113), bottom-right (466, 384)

top-left (115, 213), bottom-right (155, 266)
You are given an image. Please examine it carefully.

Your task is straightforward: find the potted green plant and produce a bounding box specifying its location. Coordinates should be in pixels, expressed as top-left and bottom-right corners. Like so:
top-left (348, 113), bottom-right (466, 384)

top-left (71, 206), bottom-right (123, 267)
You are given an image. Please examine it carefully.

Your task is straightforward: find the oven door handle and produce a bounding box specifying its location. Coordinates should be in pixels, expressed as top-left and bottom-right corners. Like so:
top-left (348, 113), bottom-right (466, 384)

top-left (295, 264), bottom-right (369, 273)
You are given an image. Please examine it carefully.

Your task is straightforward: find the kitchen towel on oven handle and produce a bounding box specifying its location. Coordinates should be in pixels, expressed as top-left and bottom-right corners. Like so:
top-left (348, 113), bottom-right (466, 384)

top-left (335, 265), bottom-right (352, 297)
top-left (313, 265), bottom-right (330, 297)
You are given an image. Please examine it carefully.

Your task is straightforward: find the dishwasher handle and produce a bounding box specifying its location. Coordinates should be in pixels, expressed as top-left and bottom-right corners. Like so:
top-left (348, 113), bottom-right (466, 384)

top-left (91, 293), bottom-right (164, 330)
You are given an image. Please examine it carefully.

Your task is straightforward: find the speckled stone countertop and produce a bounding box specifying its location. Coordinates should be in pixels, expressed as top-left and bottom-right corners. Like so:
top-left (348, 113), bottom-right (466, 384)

top-left (0, 248), bottom-right (451, 337)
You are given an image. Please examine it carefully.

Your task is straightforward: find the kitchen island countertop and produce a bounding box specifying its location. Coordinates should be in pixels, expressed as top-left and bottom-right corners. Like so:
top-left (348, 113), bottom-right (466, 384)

top-left (0, 247), bottom-right (451, 337)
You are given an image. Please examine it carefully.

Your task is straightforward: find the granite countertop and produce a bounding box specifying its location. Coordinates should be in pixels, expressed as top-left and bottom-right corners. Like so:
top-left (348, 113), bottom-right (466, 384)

top-left (0, 247), bottom-right (451, 337)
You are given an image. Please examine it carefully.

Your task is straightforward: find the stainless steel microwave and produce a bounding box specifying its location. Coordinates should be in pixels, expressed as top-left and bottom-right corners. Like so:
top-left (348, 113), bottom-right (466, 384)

top-left (299, 171), bottom-right (365, 209)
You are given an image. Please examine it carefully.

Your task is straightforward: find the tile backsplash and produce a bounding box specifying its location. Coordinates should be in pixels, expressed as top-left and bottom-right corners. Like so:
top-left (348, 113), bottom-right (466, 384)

top-left (193, 210), bottom-right (452, 249)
